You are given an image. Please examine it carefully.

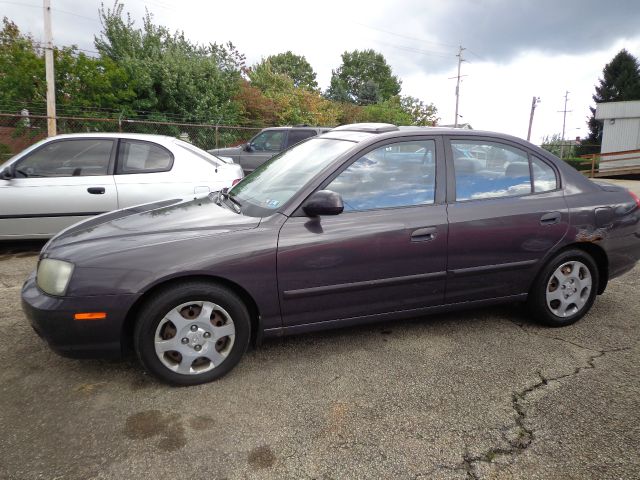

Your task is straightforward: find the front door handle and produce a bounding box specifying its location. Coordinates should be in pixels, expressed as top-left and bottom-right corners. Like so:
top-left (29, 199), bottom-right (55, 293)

top-left (87, 187), bottom-right (105, 195)
top-left (411, 226), bottom-right (437, 242)
top-left (540, 212), bottom-right (561, 225)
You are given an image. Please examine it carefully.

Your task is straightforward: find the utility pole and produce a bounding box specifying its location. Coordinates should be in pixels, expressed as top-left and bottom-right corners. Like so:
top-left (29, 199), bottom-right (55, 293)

top-left (526, 96), bottom-right (540, 142)
top-left (454, 45), bottom-right (465, 128)
top-left (43, 0), bottom-right (56, 137)
top-left (558, 91), bottom-right (571, 160)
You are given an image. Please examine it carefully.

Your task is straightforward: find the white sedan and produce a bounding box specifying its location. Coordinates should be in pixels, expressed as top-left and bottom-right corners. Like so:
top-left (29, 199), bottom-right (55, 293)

top-left (0, 133), bottom-right (244, 239)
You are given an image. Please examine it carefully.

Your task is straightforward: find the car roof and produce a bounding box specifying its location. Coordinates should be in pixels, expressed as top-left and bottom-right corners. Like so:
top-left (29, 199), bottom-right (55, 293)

top-left (260, 126), bottom-right (331, 131)
top-left (320, 123), bottom-right (534, 146)
top-left (48, 132), bottom-right (179, 142)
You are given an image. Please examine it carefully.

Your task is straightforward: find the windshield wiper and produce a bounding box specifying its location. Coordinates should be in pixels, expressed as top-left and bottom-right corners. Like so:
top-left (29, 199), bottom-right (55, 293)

top-left (215, 188), bottom-right (242, 213)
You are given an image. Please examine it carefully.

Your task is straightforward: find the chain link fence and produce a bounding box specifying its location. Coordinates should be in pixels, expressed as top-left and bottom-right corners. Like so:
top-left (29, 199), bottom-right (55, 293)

top-left (0, 113), bottom-right (264, 163)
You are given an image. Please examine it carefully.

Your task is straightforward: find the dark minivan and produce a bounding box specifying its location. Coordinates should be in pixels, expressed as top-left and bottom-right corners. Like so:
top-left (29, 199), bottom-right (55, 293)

top-left (23, 123), bottom-right (640, 385)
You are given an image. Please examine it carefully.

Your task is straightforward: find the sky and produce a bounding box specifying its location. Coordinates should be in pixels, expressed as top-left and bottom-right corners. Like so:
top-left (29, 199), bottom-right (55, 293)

top-left (3, 0), bottom-right (640, 144)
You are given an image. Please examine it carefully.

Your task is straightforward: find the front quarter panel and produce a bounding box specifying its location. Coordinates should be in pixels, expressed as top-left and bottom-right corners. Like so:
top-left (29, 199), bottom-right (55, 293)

top-left (58, 215), bottom-right (286, 331)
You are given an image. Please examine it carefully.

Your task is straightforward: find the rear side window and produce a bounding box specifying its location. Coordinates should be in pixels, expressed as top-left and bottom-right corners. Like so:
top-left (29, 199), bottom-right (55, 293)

top-left (531, 156), bottom-right (558, 192)
top-left (452, 140), bottom-right (531, 201)
top-left (16, 139), bottom-right (113, 177)
top-left (118, 140), bottom-right (173, 174)
top-left (286, 130), bottom-right (317, 148)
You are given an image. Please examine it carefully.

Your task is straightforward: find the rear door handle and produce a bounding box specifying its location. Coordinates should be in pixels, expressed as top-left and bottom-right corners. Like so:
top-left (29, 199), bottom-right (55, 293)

top-left (87, 187), bottom-right (105, 195)
top-left (540, 212), bottom-right (561, 225)
top-left (411, 226), bottom-right (437, 242)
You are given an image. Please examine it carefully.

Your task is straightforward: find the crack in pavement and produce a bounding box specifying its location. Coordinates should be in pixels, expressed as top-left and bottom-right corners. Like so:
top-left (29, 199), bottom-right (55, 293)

top-left (508, 319), bottom-right (603, 353)
top-left (458, 344), bottom-right (631, 479)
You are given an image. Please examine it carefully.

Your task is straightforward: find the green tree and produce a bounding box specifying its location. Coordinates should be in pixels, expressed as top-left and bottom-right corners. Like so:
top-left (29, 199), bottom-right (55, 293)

top-left (261, 51), bottom-right (317, 90)
top-left (579, 49), bottom-right (640, 155)
top-left (0, 17), bottom-right (45, 109)
top-left (94, 1), bottom-right (244, 125)
top-left (400, 96), bottom-right (438, 126)
top-left (326, 49), bottom-right (401, 105)
top-left (541, 133), bottom-right (576, 157)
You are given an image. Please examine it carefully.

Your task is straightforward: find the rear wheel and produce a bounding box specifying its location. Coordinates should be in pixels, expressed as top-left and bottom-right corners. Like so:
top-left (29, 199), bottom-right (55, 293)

top-left (134, 281), bottom-right (250, 386)
top-left (528, 249), bottom-right (599, 327)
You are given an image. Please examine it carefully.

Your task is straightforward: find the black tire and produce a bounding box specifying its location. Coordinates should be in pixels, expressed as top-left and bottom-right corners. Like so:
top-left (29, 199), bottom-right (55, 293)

top-left (527, 249), bottom-right (599, 327)
top-left (133, 281), bottom-right (251, 386)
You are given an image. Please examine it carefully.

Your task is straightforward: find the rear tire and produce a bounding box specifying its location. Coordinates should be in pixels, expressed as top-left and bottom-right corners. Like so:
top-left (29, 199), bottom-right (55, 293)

top-left (527, 249), bottom-right (599, 327)
top-left (133, 281), bottom-right (251, 386)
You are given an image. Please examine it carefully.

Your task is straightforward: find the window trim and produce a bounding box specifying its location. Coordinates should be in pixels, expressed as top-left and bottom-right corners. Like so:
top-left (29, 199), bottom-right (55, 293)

top-left (115, 139), bottom-right (175, 175)
top-left (445, 136), bottom-right (562, 204)
top-left (293, 135), bottom-right (445, 215)
top-left (14, 137), bottom-right (117, 178)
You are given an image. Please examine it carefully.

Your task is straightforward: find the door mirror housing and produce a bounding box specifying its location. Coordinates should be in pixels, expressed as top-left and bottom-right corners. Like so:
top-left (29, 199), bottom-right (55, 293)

top-left (302, 190), bottom-right (344, 217)
top-left (244, 142), bottom-right (254, 152)
top-left (0, 166), bottom-right (14, 180)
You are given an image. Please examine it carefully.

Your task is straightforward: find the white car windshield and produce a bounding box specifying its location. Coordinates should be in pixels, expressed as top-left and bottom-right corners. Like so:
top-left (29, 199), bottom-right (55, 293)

top-left (229, 138), bottom-right (355, 216)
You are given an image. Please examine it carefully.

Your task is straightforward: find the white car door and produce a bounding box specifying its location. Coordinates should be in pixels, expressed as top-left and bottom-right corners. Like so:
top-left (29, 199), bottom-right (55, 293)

top-left (0, 138), bottom-right (118, 239)
top-left (113, 139), bottom-right (227, 207)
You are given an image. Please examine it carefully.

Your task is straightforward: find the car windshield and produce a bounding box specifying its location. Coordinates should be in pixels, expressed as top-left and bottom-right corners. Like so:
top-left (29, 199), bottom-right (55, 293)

top-left (229, 138), bottom-right (355, 217)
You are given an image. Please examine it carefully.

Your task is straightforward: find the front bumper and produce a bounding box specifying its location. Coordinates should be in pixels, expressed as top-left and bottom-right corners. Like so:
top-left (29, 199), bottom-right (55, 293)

top-left (21, 272), bottom-right (138, 359)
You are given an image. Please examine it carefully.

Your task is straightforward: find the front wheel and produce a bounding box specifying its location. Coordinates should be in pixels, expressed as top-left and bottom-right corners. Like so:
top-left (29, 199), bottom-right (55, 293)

top-left (134, 282), bottom-right (251, 386)
top-left (528, 249), bottom-right (599, 327)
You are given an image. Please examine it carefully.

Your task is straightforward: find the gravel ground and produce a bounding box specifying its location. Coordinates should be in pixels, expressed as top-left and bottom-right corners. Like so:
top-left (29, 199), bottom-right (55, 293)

top-left (0, 178), bottom-right (638, 479)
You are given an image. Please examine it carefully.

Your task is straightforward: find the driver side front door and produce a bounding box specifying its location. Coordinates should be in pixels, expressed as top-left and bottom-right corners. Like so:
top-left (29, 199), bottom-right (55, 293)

top-left (276, 137), bottom-right (448, 331)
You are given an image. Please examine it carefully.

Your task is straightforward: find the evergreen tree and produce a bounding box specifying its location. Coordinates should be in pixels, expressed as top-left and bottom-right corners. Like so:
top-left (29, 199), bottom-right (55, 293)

top-left (579, 49), bottom-right (640, 155)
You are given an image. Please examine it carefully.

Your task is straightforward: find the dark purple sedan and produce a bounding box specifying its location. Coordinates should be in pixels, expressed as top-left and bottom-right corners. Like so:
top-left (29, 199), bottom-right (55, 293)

top-left (22, 123), bottom-right (640, 385)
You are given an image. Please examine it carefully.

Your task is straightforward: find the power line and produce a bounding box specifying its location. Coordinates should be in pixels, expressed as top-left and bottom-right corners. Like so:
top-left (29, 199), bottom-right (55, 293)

top-left (352, 21), bottom-right (458, 50)
top-left (0, 0), bottom-right (98, 22)
top-left (377, 41), bottom-right (453, 59)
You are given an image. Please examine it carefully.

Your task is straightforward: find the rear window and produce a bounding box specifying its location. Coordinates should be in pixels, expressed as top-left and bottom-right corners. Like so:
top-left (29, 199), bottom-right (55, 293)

top-left (118, 140), bottom-right (173, 174)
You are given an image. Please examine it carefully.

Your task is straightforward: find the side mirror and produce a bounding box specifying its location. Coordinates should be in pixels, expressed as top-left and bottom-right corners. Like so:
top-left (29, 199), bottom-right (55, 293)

top-left (0, 167), bottom-right (13, 180)
top-left (244, 142), bottom-right (254, 152)
top-left (302, 190), bottom-right (344, 217)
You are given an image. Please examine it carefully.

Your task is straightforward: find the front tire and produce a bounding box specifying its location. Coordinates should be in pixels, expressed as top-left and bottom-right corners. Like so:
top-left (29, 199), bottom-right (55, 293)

top-left (528, 249), bottom-right (599, 327)
top-left (134, 281), bottom-right (251, 386)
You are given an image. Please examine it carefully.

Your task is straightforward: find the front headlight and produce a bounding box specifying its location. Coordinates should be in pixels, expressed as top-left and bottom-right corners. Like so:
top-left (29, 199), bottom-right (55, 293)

top-left (37, 259), bottom-right (74, 296)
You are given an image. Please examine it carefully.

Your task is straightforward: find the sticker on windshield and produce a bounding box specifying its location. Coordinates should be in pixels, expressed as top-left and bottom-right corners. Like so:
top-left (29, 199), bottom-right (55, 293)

top-left (265, 199), bottom-right (280, 207)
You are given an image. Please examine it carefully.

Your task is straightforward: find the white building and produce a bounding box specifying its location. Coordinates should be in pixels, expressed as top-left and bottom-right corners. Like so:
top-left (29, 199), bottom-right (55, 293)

top-left (595, 100), bottom-right (640, 173)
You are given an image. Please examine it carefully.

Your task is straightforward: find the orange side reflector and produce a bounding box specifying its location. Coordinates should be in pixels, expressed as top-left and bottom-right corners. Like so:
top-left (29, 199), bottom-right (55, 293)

top-left (74, 312), bottom-right (107, 321)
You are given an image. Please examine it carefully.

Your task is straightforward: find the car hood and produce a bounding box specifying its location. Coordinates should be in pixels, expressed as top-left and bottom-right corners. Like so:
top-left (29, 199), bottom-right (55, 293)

top-left (208, 146), bottom-right (242, 157)
top-left (43, 196), bottom-right (260, 261)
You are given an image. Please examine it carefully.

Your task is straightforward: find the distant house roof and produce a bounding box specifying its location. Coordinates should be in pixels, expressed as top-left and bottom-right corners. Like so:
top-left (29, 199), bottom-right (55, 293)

top-left (595, 100), bottom-right (640, 120)
top-left (439, 123), bottom-right (473, 129)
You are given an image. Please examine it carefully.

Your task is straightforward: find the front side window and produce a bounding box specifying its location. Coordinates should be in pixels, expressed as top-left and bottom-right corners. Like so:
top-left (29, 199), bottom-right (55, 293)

top-left (251, 131), bottom-right (285, 152)
top-left (118, 140), bottom-right (173, 174)
top-left (15, 139), bottom-right (113, 177)
top-left (326, 140), bottom-right (436, 211)
top-left (452, 140), bottom-right (531, 201)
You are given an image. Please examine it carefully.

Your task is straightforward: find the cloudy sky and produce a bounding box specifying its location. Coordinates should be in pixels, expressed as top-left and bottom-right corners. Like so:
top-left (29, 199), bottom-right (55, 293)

top-left (4, 0), bottom-right (640, 144)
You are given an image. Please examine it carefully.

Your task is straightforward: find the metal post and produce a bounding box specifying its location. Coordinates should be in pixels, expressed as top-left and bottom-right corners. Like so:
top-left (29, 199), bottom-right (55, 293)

top-left (527, 96), bottom-right (539, 142)
top-left (559, 91), bottom-right (570, 160)
top-left (43, 0), bottom-right (56, 137)
top-left (215, 125), bottom-right (219, 149)
top-left (454, 45), bottom-right (465, 128)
